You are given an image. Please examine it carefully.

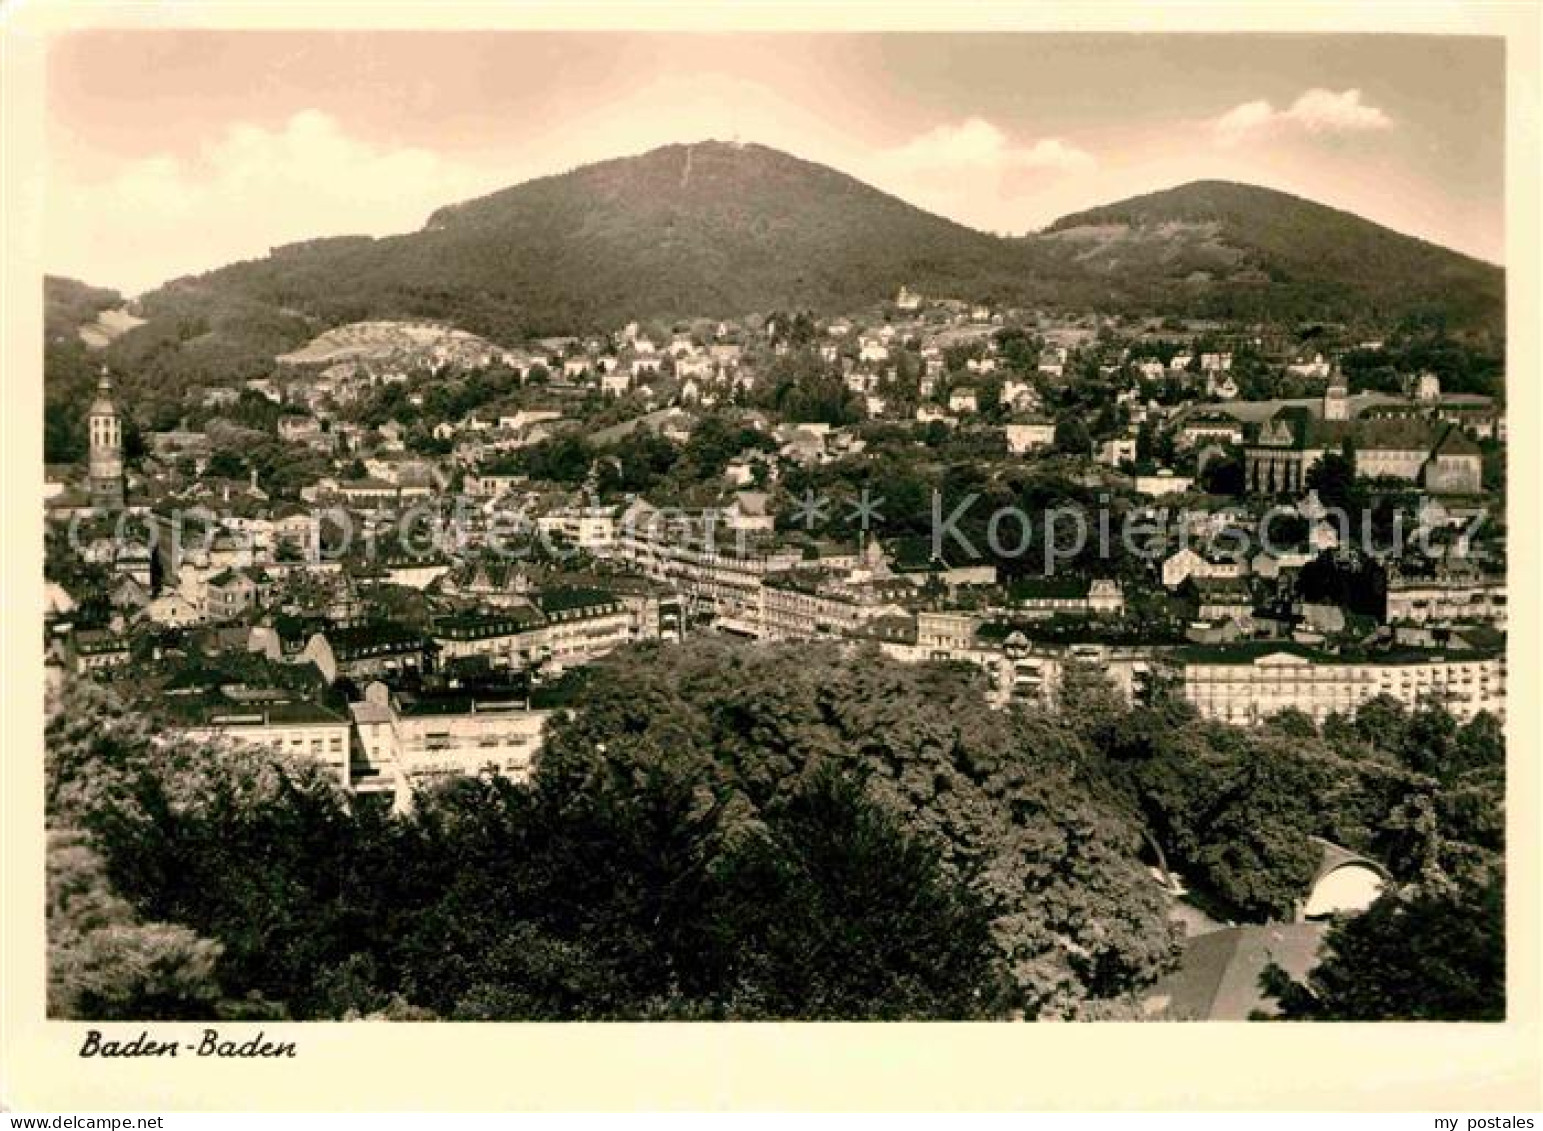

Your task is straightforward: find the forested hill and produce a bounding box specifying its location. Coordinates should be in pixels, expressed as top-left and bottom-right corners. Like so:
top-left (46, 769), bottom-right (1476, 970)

top-left (1032, 180), bottom-right (1504, 332)
top-left (46, 145), bottom-right (1502, 441)
top-left (136, 142), bottom-right (1026, 344)
top-left (123, 143), bottom-right (1503, 347)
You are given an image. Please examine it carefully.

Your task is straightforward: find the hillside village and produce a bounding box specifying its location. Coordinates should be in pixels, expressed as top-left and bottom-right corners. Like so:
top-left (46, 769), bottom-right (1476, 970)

top-left (46, 282), bottom-right (1506, 832)
top-left (48, 144), bottom-right (1530, 1035)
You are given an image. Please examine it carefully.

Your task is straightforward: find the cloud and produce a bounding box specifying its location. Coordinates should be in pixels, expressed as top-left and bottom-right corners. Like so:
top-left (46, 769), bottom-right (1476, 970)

top-left (1212, 88), bottom-right (1393, 145)
top-left (848, 118), bottom-right (1097, 236)
top-left (47, 110), bottom-right (507, 295)
top-left (883, 118), bottom-right (1095, 173)
top-left (1288, 88), bottom-right (1394, 133)
top-left (1214, 100), bottom-right (1277, 139)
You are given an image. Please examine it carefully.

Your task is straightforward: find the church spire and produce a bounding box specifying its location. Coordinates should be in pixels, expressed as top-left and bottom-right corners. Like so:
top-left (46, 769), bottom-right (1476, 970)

top-left (88, 364), bottom-right (125, 510)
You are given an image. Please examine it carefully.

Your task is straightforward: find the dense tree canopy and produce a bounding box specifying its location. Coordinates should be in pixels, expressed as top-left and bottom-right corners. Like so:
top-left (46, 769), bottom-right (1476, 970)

top-left (47, 654), bottom-right (1092, 1020)
top-left (45, 636), bottom-right (1504, 1022)
top-left (1268, 872), bottom-right (1505, 1021)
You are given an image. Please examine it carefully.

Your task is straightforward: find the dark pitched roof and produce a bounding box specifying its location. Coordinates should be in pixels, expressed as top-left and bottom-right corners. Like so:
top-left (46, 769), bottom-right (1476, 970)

top-left (393, 686), bottom-right (533, 717)
top-left (536, 587), bottom-right (620, 615)
top-left (1008, 575), bottom-right (1090, 601)
top-left (432, 609), bottom-right (543, 639)
top-left (1259, 407), bottom-right (1441, 454)
top-left (206, 568), bottom-right (261, 589)
top-left (1148, 924), bottom-right (1327, 1021)
top-left (1353, 416), bottom-right (1442, 452)
top-left (74, 628), bottom-right (131, 654)
top-left (1432, 424), bottom-right (1482, 457)
top-left (324, 621), bottom-right (432, 658)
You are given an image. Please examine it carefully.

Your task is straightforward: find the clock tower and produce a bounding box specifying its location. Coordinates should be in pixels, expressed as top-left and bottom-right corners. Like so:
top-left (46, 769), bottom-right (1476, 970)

top-left (88, 366), bottom-right (125, 510)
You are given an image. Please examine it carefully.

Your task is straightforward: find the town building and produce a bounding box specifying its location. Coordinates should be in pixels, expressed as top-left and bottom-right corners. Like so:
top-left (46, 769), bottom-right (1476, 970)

top-left (1163, 643), bottom-right (1505, 724)
top-left (1385, 572), bottom-right (1507, 627)
top-left (168, 692), bottom-right (353, 789)
top-left (204, 567), bottom-right (270, 621)
top-left (1004, 420), bottom-right (1057, 455)
top-left (532, 588), bottom-right (632, 670)
top-left (1244, 382), bottom-right (1484, 496)
top-left (754, 569), bottom-right (915, 642)
top-left (69, 628), bottom-right (132, 674)
top-left (1004, 576), bottom-right (1125, 618)
top-left (431, 608), bottom-right (545, 669)
top-left (302, 622), bottom-right (435, 684)
top-left (537, 504), bottom-right (618, 553)
top-left (1135, 471), bottom-right (1195, 497)
top-left (87, 368), bottom-right (125, 510)
top-left (609, 500), bottom-right (804, 628)
top-left (349, 680), bottom-right (550, 808)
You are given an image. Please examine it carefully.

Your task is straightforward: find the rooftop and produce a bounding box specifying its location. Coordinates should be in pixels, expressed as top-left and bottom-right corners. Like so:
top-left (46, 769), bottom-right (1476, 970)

top-left (323, 621), bottom-right (432, 658)
top-left (433, 609), bottom-right (544, 639)
top-left (536, 587), bottom-right (621, 615)
top-left (1147, 924), bottom-right (1326, 1021)
top-left (159, 689), bottom-right (349, 729)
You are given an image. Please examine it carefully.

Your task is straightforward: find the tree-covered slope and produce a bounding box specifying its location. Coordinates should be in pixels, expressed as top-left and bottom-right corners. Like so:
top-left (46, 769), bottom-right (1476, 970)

top-left (59, 148), bottom-right (1504, 422)
top-left (1035, 180), bottom-right (1503, 331)
top-left (128, 149), bottom-right (1505, 345)
top-left (144, 142), bottom-right (1027, 342)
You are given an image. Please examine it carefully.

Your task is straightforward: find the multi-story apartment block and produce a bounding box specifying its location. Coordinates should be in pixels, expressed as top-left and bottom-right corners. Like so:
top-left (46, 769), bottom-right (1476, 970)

top-left (608, 502), bottom-right (803, 630)
top-left (537, 504), bottom-right (617, 553)
top-left (532, 588), bottom-right (632, 670)
top-left (349, 680), bottom-right (550, 809)
top-left (169, 694), bottom-right (354, 788)
top-left (1165, 644), bottom-right (1505, 725)
top-left (754, 570), bottom-right (915, 641)
top-left (203, 567), bottom-right (269, 621)
top-left (302, 622), bottom-right (436, 684)
top-left (1385, 574), bottom-right (1506, 628)
top-left (431, 608), bottom-right (546, 669)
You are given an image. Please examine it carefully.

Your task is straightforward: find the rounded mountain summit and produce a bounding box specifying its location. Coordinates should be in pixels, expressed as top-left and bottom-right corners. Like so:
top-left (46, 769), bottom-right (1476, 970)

top-left (135, 140), bottom-right (1503, 341)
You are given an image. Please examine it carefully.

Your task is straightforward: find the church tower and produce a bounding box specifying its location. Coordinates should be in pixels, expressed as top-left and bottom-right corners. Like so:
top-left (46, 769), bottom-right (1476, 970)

top-left (1323, 367), bottom-right (1349, 422)
top-left (88, 366), bottom-right (125, 510)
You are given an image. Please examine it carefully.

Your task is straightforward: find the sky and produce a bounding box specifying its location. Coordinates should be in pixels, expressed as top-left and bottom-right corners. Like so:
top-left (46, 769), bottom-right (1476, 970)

top-left (45, 31), bottom-right (1506, 296)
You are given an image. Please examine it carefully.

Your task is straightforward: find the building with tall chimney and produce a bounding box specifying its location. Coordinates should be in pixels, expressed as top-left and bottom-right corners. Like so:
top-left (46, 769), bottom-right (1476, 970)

top-left (88, 366), bottom-right (125, 510)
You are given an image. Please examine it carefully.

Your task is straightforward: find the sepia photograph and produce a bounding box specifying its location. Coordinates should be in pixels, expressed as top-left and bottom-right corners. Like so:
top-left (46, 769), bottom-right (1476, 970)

top-left (5, 3), bottom-right (1541, 1115)
top-left (34, 24), bottom-right (1513, 1026)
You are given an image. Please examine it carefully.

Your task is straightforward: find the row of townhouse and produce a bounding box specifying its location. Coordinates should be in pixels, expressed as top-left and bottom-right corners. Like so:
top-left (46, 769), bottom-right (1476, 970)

top-left (753, 570), bottom-right (916, 642)
top-left (605, 504), bottom-right (804, 629)
top-left (298, 590), bottom-right (639, 685)
top-left (1385, 573), bottom-right (1507, 628)
top-left (433, 588), bottom-right (651, 671)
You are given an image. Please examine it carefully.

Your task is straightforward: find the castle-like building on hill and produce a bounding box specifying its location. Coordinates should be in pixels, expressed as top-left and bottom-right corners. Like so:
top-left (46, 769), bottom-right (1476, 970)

top-left (1244, 369), bottom-right (1483, 496)
top-left (87, 367), bottom-right (125, 510)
